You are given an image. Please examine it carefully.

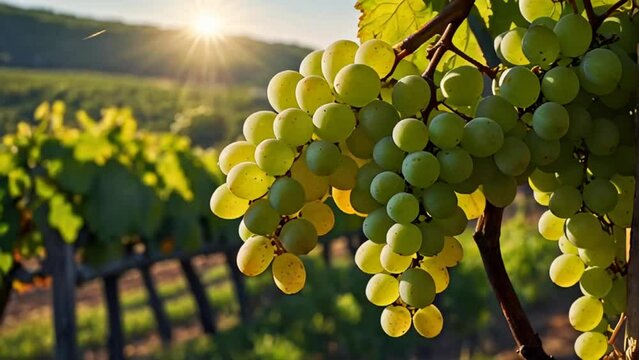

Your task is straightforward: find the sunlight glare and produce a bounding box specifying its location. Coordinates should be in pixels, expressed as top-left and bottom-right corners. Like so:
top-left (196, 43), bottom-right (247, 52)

top-left (192, 14), bottom-right (223, 38)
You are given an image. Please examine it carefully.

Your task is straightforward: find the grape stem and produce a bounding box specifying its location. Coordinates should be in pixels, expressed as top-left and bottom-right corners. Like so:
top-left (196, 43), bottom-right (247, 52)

top-left (448, 43), bottom-right (498, 79)
top-left (566, 0), bottom-right (579, 13)
top-left (608, 313), bottom-right (626, 355)
top-left (582, 0), bottom-right (630, 30)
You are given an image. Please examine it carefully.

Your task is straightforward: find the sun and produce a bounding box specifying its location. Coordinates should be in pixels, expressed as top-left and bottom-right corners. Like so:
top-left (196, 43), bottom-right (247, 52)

top-left (192, 14), bottom-right (223, 38)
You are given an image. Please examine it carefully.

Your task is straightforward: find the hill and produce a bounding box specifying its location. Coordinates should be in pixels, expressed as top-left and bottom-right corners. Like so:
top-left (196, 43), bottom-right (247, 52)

top-left (0, 3), bottom-right (310, 85)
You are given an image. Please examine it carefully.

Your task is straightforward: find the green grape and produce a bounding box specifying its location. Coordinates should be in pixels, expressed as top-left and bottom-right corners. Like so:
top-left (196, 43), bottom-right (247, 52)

top-left (418, 222), bottom-right (445, 256)
top-left (321, 40), bottom-right (358, 86)
top-left (267, 70), bottom-right (303, 112)
top-left (529, 168), bottom-right (560, 192)
top-left (227, 162), bottom-right (274, 200)
top-left (548, 186), bottom-right (582, 218)
top-left (518, 0), bottom-right (561, 22)
top-left (421, 182), bottom-right (455, 218)
top-left (428, 112), bottom-right (465, 149)
top-left (373, 136), bottom-right (406, 172)
top-left (236, 235), bottom-right (275, 276)
top-left (380, 305), bottom-right (412, 337)
top-left (305, 140), bottom-right (342, 176)
top-left (461, 117), bottom-right (504, 157)
top-left (437, 147), bottom-right (473, 184)
top-left (299, 49), bottom-right (324, 77)
top-left (609, 196), bottom-right (633, 228)
top-left (312, 103), bottom-right (356, 143)
top-left (584, 118), bottom-right (619, 156)
top-left (355, 240), bottom-right (385, 274)
top-left (522, 25), bottom-right (560, 67)
top-left (493, 31), bottom-right (513, 66)
top-left (588, 155), bottom-right (616, 179)
top-left (218, 141), bottom-right (256, 175)
top-left (387, 223), bottom-right (422, 256)
top-left (355, 39), bottom-right (396, 78)
top-left (268, 177), bottom-right (305, 215)
top-left (556, 159), bottom-right (583, 187)
top-left (554, 14), bottom-right (592, 57)
top-left (453, 176), bottom-right (481, 194)
top-left (580, 49), bottom-right (622, 94)
top-left (607, 277), bottom-right (627, 314)
top-left (386, 192), bottom-right (419, 224)
top-left (255, 139), bottom-right (295, 176)
top-left (583, 178), bottom-right (618, 214)
top-left (392, 118), bottom-right (429, 153)
top-left (564, 104), bottom-right (592, 141)
top-left (566, 213), bottom-right (607, 249)
top-left (559, 235), bottom-right (579, 255)
top-left (482, 174), bottom-right (517, 207)
top-left (574, 332), bottom-right (608, 360)
top-left (345, 127), bottom-right (375, 159)
top-left (243, 199), bottom-right (280, 235)
top-left (366, 273), bottom-right (399, 306)
top-left (300, 201), bottom-right (334, 236)
top-left (432, 207), bottom-right (468, 237)
top-left (399, 268), bottom-right (436, 308)
top-left (238, 220), bottom-right (254, 241)
top-left (272, 253), bottom-right (306, 294)
top-left (612, 47), bottom-right (639, 93)
top-left (210, 183), bottom-right (250, 219)
top-left (541, 66), bottom-right (580, 104)
top-left (279, 218), bottom-right (318, 255)
top-left (474, 95), bottom-right (518, 132)
top-left (334, 63), bottom-right (380, 107)
top-left (526, 132), bottom-right (560, 165)
top-left (498, 66), bottom-right (540, 109)
top-left (295, 76), bottom-right (335, 115)
top-left (434, 236), bottom-right (464, 267)
top-left (291, 151), bottom-right (329, 201)
top-left (392, 75), bottom-right (431, 117)
top-left (578, 239), bottom-right (615, 267)
top-left (370, 171), bottom-right (406, 204)
top-left (359, 100), bottom-right (401, 142)
top-left (612, 145), bottom-right (635, 176)
top-left (401, 151), bottom-right (440, 188)
top-left (569, 296), bottom-right (604, 331)
top-left (380, 244), bottom-right (412, 273)
top-left (329, 155), bottom-right (358, 190)
top-left (500, 28), bottom-right (528, 65)
top-left (363, 207), bottom-right (395, 244)
top-left (356, 162), bottom-right (383, 189)
top-left (391, 59), bottom-right (420, 80)
top-left (580, 266), bottom-right (613, 298)
top-left (532, 102), bottom-right (569, 141)
top-left (471, 156), bottom-right (500, 184)
top-left (600, 16), bottom-right (639, 53)
top-left (494, 136), bottom-right (531, 176)
top-left (420, 257), bottom-right (449, 293)
top-left (413, 305), bottom-right (444, 338)
top-left (538, 210), bottom-right (565, 240)
top-left (273, 108), bottom-right (314, 147)
top-left (350, 185), bottom-right (380, 214)
top-left (243, 111), bottom-right (276, 145)
top-left (532, 16), bottom-right (557, 29)
top-left (440, 66), bottom-right (483, 106)
top-left (539, 139), bottom-right (575, 173)
top-left (534, 190), bottom-right (551, 206)
top-left (549, 253), bottom-right (584, 287)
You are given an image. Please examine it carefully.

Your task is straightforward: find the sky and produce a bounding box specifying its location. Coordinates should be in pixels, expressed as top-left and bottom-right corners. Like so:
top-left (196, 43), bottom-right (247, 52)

top-left (4, 0), bottom-right (360, 49)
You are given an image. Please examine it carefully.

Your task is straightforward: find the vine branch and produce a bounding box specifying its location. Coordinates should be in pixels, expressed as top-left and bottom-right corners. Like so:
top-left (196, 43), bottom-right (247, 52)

top-left (583, 0), bottom-right (630, 30)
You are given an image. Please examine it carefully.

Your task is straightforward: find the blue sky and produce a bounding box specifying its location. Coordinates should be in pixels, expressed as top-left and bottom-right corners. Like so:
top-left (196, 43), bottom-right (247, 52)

top-left (4, 0), bottom-right (360, 48)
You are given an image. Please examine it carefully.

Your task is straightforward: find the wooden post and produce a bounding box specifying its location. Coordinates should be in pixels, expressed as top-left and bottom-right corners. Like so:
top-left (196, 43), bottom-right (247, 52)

top-left (224, 248), bottom-right (251, 323)
top-left (103, 274), bottom-right (125, 360)
top-left (180, 258), bottom-right (216, 334)
top-left (139, 265), bottom-right (172, 344)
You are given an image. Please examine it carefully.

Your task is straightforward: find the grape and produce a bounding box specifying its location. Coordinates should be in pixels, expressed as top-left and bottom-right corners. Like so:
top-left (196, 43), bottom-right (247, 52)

top-left (529, 168), bottom-right (560, 192)
top-left (359, 100), bottom-right (401, 142)
top-left (482, 174), bottom-right (517, 207)
top-left (522, 25), bottom-right (560, 67)
top-left (392, 75), bottom-right (431, 117)
top-left (584, 118), bottom-right (619, 156)
top-left (380, 305), bottom-right (412, 337)
top-left (494, 137), bottom-right (531, 176)
top-left (559, 235), bottom-right (579, 255)
top-left (434, 236), bottom-right (464, 267)
top-left (498, 66), bottom-right (540, 109)
top-left (305, 140), bottom-right (342, 176)
top-left (391, 59), bottom-right (420, 80)
top-left (418, 222), bottom-right (445, 256)
top-left (538, 210), bottom-right (565, 240)
top-left (386, 192), bottom-right (419, 224)
top-left (236, 235), bottom-right (275, 276)
top-left (311, 103), bottom-right (356, 143)
top-left (299, 49), bottom-right (324, 77)
top-left (392, 118), bottom-right (429, 153)
top-left (279, 218), bottom-right (318, 255)
top-left (334, 63), bottom-right (380, 107)
top-left (332, 188), bottom-right (357, 215)
top-left (355, 39), bottom-right (395, 78)
top-left (273, 108), bottom-right (314, 147)
top-left (580, 49), bottom-right (622, 94)
top-left (243, 111), bottom-right (276, 145)
top-left (413, 305), bottom-right (444, 338)
top-left (437, 147), bottom-right (473, 183)
top-left (218, 141), bottom-right (256, 175)
top-left (328, 155), bottom-right (358, 190)
top-left (569, 296), bottom-right (604, 331)
top-left (366, 273), bottom-right (399, 306)
top-left (549, 254), bottom-right (585, 287)
top-left (580, 267), bottom-right (613, 298)
top-left (554, 14), bottom-right (592, 57)
top-left (345, 127), bottom-right (375, 159)
top-left (607, 277), bottom-right (627, 314)
top-left (380, 244), bottom-right (412, 273)
top-left (518, 0), bottom-right (561, 22)
top-left (532, 16), bottom-right (557, 29)
top-left (227, 162), bottom-right (274, 200)
top-left (267, 70), bottom-right (303, 112)
top-left (401, 151), bottom-right (440, 188)
top-left (238, 220), bottom-right (253, 241)
top-left (531, 102), bottom-right (569, 141)
top-left (583, 179), bottom-right (618, 214)
top-left (291, 151), bottom-right (329, 201)
top-left (579, 239), bottom-right (615, 268)
top-left (255, 139), bottom-right (295, 176)
top-left (243, 199), bottom-right (280, 235)
top-left (356, 162), bottom-right (384, 189)
top-left (363, 207), bottom-right (395, 244)
top-left (564, 104), bottom-right (592, 141)
top-left (471, 156), bottom-right (500, 184)
top-left (295, 76), bottom-right (335, 115)
top-left (272, 253), bottom-right (306, 294)
top-left (321, 40), bottom-right (358, 85)
top-left (534, 191), bottom-right (551, 206)
top-left (566, 213), bottom-right (607, 249)
top-left (210, 183), bottom-right (250, 219)
top-left (548, 186), bottom-right (582, 218)
top-left (440, 66), bottom-right (483, 106)
top-left (428, 112), bottom-right (465, 149)
top-left (475, 96), bottom-right (518, 132)
top-left (373, 136), bottom-right (406, 172)
top-left (299, 201), bottom-right (333, 236)
top-left (500, 28), bottom-right (528, 65)
top-left (574, 332), bottom-right (608, 360)
top-left (432, 208), bottom-right (468, 237)
top-left (420, 257), bottom-right (449, 293)
top-left (609, 196), bottom-right (633, 228)
top-left (461, 117), bottom-right (504, 157)
top-left (352, 187), bottom-right (382, 215)
top-left (355, 240), bottom-right (385, 274)
top-left (541, 66), bottom-right (580, 104)
top-left (399, 268), bottom-right (436, 308)
top-left (370, 171), bottom-right (406, 204)
top-left (526, 132), bottom-right (560, 165)
top-left (387, 223), bottom-right (422, 255)
top-left (269, 177), bottom-right (305, 215)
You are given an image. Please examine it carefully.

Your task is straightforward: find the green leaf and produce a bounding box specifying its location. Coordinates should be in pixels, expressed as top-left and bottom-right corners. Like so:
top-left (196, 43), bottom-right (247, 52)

top-left (73, 134), bottom-right (113, 165)
top-left (0, 252), bottom-right (12, 274)
top-left (473, 0), bottom-right (528, 37)
top-left (48, 194), bottom-right (83, 243)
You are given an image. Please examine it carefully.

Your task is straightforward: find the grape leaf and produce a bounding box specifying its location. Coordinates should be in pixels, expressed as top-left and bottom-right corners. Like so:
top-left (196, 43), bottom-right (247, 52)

top-left (48, 194), bottom-right (83, 243)
top-left (456, 189), bottom-right (486, 220)
top-left (473, 0), bottom-right (528, 37)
